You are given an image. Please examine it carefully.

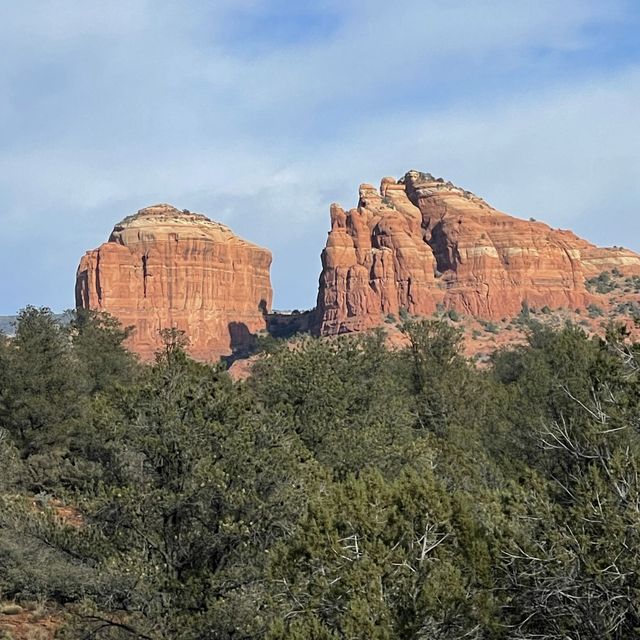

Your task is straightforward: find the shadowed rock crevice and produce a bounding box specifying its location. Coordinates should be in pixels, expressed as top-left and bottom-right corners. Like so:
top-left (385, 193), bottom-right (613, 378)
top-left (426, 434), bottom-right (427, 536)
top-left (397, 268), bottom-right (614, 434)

top-left (141, 254), bottom-right (149, 298)
top-left (426, 220), bottom-right (457, 275)
top-left (223, 308), bottom-right (317, 367)
top-left (225, 321), bottom-right (256, 363)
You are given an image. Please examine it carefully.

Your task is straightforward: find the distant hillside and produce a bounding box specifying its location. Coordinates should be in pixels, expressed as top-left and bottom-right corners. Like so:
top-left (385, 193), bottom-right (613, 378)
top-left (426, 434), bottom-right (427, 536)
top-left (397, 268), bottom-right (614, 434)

top-left (0, 316), bottom-right (17, 335)
top-left (0, 312), bottom-right (72, 336)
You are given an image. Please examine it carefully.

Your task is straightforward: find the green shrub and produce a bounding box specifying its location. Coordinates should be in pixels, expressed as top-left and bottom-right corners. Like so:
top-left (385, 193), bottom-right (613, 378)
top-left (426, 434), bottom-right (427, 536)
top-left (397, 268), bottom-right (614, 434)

top-left (4, 304), bottom-right (640, 638)
top-left (483, 321), bottom-right (500, 334)
top-left (381, 196), bottom-right (395, 209)
top-left (615, 301), bottom-right (640, 318)
top-left (587, 303), bottom-right (604, 318)
top-left (585, 271), bottom-right (616, 294)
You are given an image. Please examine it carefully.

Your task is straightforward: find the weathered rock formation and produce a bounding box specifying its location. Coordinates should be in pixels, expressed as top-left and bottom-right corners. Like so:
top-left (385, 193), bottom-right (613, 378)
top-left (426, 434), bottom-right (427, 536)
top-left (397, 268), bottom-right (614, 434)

top-left (76, 204), bottom-right (272, 360)
top-left (317, 171), bottom-right (640, 334)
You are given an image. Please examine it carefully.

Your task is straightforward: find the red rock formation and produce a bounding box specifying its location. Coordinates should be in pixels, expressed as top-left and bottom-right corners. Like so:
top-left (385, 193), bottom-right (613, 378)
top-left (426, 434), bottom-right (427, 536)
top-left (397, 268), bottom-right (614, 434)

top-left (317, 171), bottom-right (640, 334)
top-left (76, 204), bottom-right (272, 361)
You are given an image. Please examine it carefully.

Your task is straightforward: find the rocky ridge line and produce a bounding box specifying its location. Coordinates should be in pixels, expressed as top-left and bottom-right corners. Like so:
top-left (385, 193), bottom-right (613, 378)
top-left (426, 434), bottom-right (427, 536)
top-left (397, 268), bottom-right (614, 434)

top-left (316, 170), bottom-right (640, 335)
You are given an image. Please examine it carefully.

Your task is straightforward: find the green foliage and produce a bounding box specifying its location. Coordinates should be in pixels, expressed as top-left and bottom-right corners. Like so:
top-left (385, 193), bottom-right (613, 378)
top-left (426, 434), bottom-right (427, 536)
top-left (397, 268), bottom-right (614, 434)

top-left (249, 331), bottom-right (416, 478)
top-left (267, 468), bottom-right (499, 639)
top-left (587, 302), bottom-right (605, 318)
top-left (446, 308), bottom-right (460, 322)
top-left (615, 300), bottom-right (640, 319)
top-left (585, 270), bottom-right (618, 294)
top-left (0, 307), bottom-right (83, 487)
top-left (480, 319), bottom-right (500, 334)
top-left (252, 332), bottom-right (282, 355)
top-left (499, 329), bottom-right (640, 637)
top-left (401, 320), bottom-right (468, 437)
top-left (69, 308), bottom-right (138, 395)
top-left (56, 340), bottom-right (321, 637)
top-left (380, 196), bottom-right (396, 209)
top-left (3, 310), bottom-right (640, 638)
top-left (624, 274), bottom-right (640, 293)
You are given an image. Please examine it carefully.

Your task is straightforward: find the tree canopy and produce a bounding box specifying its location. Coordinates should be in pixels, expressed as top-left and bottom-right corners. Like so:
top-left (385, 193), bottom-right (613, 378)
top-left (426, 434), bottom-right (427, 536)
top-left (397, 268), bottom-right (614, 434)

top-left (1, 312), bottom-right (640, 638)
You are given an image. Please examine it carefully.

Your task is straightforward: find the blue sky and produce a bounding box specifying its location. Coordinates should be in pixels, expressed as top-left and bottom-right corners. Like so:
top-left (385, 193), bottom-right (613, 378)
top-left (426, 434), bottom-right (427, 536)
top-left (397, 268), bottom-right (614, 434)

top-left (1, 0), bottom-right (640, 314)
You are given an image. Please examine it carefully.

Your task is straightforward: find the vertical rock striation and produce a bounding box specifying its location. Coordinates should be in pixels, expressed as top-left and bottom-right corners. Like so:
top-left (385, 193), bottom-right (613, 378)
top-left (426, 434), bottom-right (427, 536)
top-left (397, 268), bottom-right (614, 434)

top-left (76, 204), bottom-right (272, 360)
top-left (317, 171), bottom-right (640, 334)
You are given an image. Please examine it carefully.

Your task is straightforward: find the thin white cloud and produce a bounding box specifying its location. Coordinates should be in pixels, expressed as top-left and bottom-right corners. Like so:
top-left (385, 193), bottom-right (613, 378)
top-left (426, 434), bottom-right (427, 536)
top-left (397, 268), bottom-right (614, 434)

top-left (0, 1), bottom-right (638, 312)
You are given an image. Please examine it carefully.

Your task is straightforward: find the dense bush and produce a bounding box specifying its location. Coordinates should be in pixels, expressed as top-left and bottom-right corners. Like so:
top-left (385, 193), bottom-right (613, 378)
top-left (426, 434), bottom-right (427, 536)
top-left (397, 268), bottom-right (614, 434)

top-left (1, 310), bottom-right (640, 638)
top-left (585, 270), bottom-right (618, 294)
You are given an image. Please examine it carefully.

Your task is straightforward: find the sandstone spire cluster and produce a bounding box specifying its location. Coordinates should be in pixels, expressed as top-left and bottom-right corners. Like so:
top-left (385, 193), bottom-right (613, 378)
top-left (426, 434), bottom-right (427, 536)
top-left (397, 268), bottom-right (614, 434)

top-left (316, 171), bottom-right (640, 334)
top-left (75, 173), bottom-right (640, 360)
top-left (76, 204), bottom-right (272, 360)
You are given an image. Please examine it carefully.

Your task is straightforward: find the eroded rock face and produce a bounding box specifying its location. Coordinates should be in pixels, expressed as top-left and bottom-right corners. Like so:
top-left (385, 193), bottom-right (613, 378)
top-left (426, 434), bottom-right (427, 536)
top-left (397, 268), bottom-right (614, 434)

top-left (76, 204), bottom-right (272, 360)
top-left (317, 171), bottom-right (640, 334)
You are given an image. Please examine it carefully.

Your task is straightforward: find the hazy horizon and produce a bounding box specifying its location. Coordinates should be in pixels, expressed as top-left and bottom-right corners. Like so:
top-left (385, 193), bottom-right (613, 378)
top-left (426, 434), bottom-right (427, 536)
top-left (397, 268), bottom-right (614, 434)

top-left (2, 1), bottom-right (640, 315)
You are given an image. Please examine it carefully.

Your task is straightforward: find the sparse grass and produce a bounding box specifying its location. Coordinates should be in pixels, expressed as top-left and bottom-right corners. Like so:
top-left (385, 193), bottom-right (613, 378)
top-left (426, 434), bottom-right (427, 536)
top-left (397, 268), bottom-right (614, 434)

top-left (517, 300), bottom-right (531, 323)
top-left (25, 628), bottom-right (49, 640)
top-left (1, 605), bottom-right (23, 616)
top-left (27, 603), bottom-right (47, 623)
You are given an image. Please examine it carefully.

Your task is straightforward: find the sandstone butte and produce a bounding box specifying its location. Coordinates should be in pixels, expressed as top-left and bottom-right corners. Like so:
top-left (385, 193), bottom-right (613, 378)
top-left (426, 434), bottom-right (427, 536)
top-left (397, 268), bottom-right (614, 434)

top-left (316, 170), bottom-right (640, 335)
top-left (76, 204), bottom-right (272, 361)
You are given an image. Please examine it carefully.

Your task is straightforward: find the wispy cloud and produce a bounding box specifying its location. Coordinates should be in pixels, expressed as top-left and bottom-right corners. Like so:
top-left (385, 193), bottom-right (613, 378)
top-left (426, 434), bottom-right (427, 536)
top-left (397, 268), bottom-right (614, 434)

top-left (0, 1), bottom-right (638, 311)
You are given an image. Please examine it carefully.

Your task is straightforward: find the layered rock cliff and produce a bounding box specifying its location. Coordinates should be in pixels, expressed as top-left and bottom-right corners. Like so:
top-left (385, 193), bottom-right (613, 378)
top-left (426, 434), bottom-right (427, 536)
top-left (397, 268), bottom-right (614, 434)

top-left (317, 171), bottom-right (640, 334)
top-left (76, 204), bottom-right (272, 360)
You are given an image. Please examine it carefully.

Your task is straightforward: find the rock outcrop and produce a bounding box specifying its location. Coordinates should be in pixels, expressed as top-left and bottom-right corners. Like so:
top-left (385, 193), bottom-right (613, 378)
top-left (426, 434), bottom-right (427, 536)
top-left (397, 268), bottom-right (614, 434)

top-left (317, 171), bottom-right (640, 334)
top-left (76, 204), bottom-right (272, 360)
